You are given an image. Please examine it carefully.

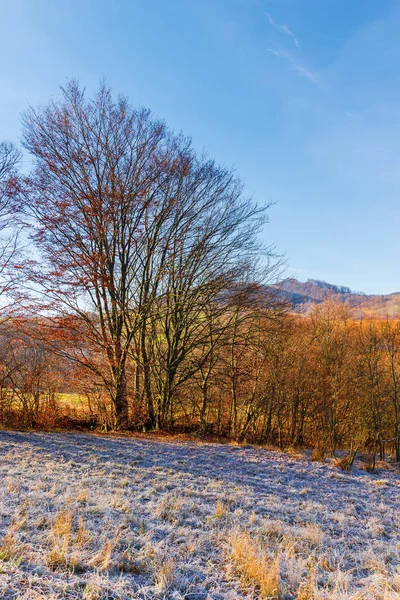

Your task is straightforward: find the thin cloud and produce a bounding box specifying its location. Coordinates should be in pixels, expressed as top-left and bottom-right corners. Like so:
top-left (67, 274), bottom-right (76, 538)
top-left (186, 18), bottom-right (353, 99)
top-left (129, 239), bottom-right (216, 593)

top-left (266, 12), bottom-right (300, 48)
top-left (292, 64), bottom-right (318, 84)
top-left (267, 48), bottom-right (318, 84)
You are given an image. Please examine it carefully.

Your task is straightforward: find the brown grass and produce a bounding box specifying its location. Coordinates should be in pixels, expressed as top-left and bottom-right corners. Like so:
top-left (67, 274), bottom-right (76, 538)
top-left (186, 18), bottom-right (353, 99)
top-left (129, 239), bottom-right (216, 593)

top-left (215, 499), bottom-right (229, 519)
top-left (335, 455), bottom-right (354, 472)
top-left (227, 530), bottom-right (281, 598)
top-left (310, 448), bottom-right (326, 462)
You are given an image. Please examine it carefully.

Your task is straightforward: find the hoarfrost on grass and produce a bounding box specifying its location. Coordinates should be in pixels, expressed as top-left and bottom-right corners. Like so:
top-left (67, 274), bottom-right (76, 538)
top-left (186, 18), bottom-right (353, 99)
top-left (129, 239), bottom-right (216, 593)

top-left (0, 431), bottom-right (399, 599)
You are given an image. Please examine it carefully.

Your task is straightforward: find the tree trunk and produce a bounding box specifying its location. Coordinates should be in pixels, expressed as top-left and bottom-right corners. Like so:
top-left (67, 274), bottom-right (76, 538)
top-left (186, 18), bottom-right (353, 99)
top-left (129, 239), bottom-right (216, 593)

top-left (113, 364), bottom-right (129, 429)
top-left (141, 323), bottom-right (155, 430)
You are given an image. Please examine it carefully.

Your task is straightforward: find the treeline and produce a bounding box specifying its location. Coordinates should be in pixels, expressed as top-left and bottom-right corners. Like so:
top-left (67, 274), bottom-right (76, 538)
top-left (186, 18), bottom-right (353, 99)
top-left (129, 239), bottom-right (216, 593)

top-left (0, 80), bottom-right (399, 458)
top-left (1, 303), bottom-right (400, 459)
top-left (307, 279), bottom-right (353, 295)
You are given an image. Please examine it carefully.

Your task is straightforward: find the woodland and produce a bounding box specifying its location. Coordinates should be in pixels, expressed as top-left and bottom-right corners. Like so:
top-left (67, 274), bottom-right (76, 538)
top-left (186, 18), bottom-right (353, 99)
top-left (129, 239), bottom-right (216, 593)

top-left (1, 80), bottom-right (400, 461)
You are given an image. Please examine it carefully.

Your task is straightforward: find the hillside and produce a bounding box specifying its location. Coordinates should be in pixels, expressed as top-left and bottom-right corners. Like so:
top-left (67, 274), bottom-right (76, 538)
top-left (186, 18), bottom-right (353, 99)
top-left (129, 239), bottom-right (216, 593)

top-left (273, 278), bottom-right (400, 318)
top-left (1, 431), bottom-right (399, 599)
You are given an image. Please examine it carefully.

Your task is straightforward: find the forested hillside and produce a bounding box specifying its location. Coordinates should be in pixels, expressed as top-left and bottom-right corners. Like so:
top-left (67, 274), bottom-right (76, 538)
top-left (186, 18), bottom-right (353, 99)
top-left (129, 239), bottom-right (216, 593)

top-left (273, 278), bottom-right (400, 317)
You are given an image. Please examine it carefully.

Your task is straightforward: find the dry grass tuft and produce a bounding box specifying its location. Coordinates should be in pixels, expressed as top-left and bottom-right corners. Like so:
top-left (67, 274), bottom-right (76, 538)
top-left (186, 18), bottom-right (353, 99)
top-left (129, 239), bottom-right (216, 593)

top-left (296, 570), bottom-right (316, 600)
top-left (310, 448), bottom-right (326, 462)
top-left (82, 578), bottom-right (108, 600)
top-left (153, 558), bottom-right (176, 592)
top-left (47, 508), bottom-right (73, 569)
top-left (0, 531), bottom-right (24, 565)
top-left (87, 539), bottom-right (113, 571)
top-left (227, 530), bottom-right (281, 598)
top-left (47, 508), bottom-right (89, 572)
top-left (155, 493), bottom-right (185, 523)
top-left (215, 499), bottom-right (229, 519)
top-left (335, 454), bottom-right (355, 471)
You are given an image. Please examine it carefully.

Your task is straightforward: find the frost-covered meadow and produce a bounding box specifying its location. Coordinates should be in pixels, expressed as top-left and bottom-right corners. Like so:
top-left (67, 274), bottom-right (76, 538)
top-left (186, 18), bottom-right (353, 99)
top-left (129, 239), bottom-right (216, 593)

top-left (0, 432), bottom-right (399, 599)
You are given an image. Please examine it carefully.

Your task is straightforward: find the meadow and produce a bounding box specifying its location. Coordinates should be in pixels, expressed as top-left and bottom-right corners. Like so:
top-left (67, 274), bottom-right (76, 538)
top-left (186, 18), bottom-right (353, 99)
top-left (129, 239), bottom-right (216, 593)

top-left (0, 432), bottom-right (399, 599)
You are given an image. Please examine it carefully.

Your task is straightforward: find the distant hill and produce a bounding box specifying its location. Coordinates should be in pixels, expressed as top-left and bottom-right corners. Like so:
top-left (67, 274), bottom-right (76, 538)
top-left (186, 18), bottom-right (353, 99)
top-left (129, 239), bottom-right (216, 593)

top-left (271, 278), bottom-right (400, 318)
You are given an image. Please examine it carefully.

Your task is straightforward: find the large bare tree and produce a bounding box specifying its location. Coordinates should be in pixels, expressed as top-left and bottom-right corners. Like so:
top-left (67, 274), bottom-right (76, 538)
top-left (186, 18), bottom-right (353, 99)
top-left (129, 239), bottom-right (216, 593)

top-left (21, 80), bottom-right (276, 430)
top-left (21, 81), bottom-right (179, 428)
top-left (139, 158), bottom-right (277, 429)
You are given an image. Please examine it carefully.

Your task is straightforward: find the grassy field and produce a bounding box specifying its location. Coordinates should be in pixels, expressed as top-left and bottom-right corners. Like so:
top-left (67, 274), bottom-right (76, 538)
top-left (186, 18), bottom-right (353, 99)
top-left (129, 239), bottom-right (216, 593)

top-left (56, 393), bottom-right (86, 408)
top-left (0, 432), bottom-right (399, 599)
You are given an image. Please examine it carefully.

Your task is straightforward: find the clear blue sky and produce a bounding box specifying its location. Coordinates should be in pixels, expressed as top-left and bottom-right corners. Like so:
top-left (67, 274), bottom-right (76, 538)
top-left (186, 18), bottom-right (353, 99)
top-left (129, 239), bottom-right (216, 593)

top-left (1, 0), bottom-right (399, 294)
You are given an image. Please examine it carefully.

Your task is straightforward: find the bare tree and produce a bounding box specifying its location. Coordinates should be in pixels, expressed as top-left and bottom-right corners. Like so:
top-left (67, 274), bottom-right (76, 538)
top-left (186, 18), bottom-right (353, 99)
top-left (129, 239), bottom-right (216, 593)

top-left (21, 80), bottom-right (181, 428)
top-left (0, 141), bottom-right (20, 197)
top-left (21, 80), bottom-right (276, 429)
top-left (134, 155), bottom-right (278, 430)
top-left (0, 140), bottom-right (21, 308)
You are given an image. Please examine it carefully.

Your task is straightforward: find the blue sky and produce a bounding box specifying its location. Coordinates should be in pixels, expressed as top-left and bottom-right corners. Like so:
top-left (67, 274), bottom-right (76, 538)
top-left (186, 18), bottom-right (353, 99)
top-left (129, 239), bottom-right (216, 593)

top-left (1, 0), bottom-right (399, 293)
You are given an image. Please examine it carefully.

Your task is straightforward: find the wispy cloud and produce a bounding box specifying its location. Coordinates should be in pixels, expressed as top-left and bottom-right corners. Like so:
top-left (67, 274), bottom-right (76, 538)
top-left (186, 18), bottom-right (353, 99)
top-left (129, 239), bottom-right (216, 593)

top-left (265, 11), bottom-right (317, 84)
top-left (265, 12), bottom-right (300, 48)
top-left (267, 48), bottom-right (318, 84)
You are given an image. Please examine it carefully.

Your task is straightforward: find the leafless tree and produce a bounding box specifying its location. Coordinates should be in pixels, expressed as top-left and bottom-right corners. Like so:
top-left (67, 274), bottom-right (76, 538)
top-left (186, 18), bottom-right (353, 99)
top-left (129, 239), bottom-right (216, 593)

top-left (133, 155), bottom-right (279, 429)
top-left (0, 140), bottom-right (21, 308)
top-left (21, 80), bottom-right (178, 428)
top-left (21, 80), bottom-right (280, 430)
